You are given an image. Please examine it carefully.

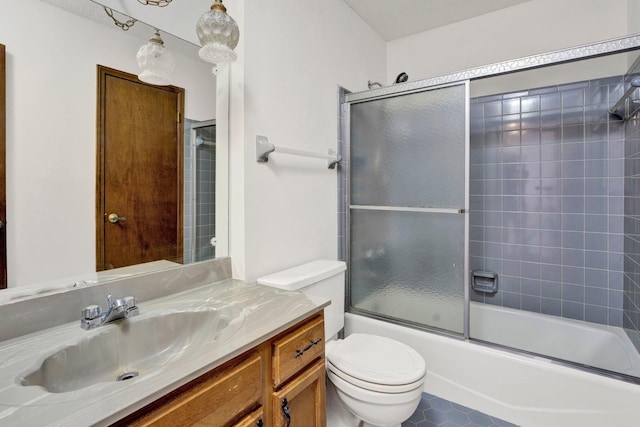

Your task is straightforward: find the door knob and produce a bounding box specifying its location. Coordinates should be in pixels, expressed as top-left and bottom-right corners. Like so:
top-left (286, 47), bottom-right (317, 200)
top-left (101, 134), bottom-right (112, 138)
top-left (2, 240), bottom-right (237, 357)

top-left (108, 213), bottom-right (126, 224)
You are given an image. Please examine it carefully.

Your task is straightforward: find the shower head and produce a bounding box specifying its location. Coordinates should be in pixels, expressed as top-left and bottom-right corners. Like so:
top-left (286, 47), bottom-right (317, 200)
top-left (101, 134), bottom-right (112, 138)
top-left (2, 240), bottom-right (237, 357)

top-left (195, 136), bottom-right (215, 147)
top-left (395, 72), bottom-right (408, 84)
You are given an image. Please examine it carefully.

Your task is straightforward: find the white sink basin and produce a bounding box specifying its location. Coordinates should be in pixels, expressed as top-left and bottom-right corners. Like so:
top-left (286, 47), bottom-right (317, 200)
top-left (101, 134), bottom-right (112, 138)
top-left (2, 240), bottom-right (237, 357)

top-left (19, 307), bottom-right (243, 393)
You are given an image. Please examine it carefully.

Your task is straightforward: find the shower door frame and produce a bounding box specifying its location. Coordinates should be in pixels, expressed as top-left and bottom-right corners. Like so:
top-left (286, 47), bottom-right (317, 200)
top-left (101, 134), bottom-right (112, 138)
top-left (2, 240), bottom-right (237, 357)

top-left (343, 80), bottom-right (471, 339)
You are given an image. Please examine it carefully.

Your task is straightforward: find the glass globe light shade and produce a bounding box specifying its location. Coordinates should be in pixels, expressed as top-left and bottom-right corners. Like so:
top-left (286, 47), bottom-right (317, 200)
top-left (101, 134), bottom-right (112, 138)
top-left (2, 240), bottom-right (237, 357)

top-left (196, 0), bottom-right (239, 65)
top-left (136, 30), bottom-right (175, 86)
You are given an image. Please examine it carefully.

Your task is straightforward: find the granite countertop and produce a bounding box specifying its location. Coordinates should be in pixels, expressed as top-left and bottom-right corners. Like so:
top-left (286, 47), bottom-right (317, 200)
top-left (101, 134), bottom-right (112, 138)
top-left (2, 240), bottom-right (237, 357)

top-left (0, 279), bottom-right (329, 426)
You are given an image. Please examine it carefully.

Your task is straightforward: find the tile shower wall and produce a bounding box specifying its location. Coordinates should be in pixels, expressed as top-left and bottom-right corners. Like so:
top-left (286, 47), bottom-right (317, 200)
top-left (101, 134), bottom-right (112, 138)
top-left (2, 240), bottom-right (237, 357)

top-left (194, 141), bottom-right (216, 262)
top-left (470, 76), bottom-right (626, 326)
top-left (184, 119), bottom-right (195, 264)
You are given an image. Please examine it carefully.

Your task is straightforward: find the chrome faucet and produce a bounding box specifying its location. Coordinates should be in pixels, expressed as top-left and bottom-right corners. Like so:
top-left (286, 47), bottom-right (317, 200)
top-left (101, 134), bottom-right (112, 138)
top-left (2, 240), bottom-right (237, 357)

top-left (80, 294), bottom-right (139, 330)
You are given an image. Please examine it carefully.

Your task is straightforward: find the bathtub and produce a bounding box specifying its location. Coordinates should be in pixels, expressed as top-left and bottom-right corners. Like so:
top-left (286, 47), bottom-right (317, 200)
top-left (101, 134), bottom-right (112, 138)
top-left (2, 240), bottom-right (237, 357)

top-left (345, 311), bottom-right (640, 427)
top-left (470, 302), bottom-right (640, 377)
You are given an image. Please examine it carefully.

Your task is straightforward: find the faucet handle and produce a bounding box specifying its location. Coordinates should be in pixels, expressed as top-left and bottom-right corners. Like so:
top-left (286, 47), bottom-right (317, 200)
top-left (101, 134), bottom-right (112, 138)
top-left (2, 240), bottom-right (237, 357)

top-left (122, 296), bottom-right (138, 308)
top-left (82, 304), bottom-right (102, 320)
top-left (114, 296), bottom-right (137, 309)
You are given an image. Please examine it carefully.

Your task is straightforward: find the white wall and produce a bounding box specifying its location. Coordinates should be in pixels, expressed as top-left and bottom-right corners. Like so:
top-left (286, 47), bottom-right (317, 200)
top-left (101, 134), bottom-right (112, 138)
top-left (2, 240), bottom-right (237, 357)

top-left (387, 0), bottom-right (632, 83)
top-left (1, 0), bottom-right (215, 286)
top-left (228, 0), bottom-right (386, 281)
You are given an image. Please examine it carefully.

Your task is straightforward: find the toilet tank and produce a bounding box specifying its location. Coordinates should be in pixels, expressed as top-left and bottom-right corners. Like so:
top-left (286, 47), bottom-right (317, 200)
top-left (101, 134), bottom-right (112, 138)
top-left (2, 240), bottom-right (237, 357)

top-left (257, 260), bottom-right (346, 339)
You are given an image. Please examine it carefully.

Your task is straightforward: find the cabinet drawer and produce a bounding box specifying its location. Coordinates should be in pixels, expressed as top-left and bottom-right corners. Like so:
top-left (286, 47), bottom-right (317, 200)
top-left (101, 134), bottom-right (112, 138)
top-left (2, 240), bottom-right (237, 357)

top-left (272, 314), bottom-right (325, 387)
top-left (230, 407), bottom-right (264, 427)
top-left (124, 353), bottom-right (262, 427)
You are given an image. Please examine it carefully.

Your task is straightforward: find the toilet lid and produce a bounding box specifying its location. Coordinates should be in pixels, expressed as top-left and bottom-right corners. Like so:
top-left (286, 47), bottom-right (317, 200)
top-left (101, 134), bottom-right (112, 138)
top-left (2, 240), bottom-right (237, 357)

top-left (327, 333), bottom-right (426, 386)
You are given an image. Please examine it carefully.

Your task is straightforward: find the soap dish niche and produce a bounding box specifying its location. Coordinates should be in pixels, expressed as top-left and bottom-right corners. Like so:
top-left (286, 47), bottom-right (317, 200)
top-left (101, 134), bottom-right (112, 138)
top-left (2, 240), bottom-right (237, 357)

top-left (471, 271), bottom-right (498, 294)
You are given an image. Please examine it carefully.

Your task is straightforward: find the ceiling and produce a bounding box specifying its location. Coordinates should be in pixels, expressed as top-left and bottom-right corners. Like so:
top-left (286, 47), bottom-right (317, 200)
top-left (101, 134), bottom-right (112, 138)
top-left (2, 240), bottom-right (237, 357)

top-left (343, 0), bottom-right (531, 41)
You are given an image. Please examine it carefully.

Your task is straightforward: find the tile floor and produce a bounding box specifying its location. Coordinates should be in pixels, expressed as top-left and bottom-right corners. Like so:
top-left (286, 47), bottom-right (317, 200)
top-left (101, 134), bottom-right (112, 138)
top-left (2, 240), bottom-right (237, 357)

top-left (402, 393), bottom-right (518, 427)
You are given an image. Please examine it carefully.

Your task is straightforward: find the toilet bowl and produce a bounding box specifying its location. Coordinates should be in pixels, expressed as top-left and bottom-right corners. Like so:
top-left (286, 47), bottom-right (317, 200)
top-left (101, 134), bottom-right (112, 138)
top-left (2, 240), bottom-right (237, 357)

top-left (325, 333), bottom-right (426, 427)
top-left (257, 260), bottom-right (426, 427)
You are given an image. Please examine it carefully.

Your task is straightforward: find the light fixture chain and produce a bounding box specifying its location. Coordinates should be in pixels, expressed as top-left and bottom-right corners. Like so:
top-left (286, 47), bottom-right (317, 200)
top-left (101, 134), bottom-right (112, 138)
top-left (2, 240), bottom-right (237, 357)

top-left (103, 7), bottom-right (136, 31)
top-left (137, 0), bottom-right (173, 6)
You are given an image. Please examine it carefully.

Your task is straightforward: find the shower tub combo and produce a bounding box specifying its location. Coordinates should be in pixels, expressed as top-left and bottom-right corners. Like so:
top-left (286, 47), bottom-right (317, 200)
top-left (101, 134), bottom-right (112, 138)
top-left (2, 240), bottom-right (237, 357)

top-left (340, 35), bottom-right (640, 427)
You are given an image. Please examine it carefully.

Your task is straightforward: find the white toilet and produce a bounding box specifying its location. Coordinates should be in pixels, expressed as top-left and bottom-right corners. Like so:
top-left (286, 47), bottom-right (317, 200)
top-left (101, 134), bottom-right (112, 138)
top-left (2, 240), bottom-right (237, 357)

top-left (257, 260), bottom-right (426, 427)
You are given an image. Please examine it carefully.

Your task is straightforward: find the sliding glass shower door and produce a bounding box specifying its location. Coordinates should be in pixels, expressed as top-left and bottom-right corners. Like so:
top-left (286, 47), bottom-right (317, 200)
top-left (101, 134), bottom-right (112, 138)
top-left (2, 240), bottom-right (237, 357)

top-left (347, 82), bottom-right (469, 335)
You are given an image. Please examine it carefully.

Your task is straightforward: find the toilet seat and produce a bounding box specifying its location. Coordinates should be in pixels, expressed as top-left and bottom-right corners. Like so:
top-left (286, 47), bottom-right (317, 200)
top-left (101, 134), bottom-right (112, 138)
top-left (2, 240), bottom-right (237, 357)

top-left (326, 333), bottom-right (426, 393)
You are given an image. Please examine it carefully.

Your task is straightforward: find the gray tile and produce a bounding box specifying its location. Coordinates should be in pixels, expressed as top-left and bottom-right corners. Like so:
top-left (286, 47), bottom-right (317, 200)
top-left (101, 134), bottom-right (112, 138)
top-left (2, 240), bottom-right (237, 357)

top-left (585, 178), bottom-right (607, 196)
top-left (484, 100), bottom-right (502, 117)
top-left (541, 93), bottom-right (561, 110)
top-left (562, 160), bottom-right (585, 178)
top-left (585, 214), bottom-right (608, 232)
top-left (562, 213), bottom-right (585, 231)
top-left (563, 196), bottom-right (585, 214)
top-left (541, 161), bottom-right (562, 178)
top-left (521, 128), bottom-right (541, 144)
top-left (522, 163), bottom-right (541, 179)
top-left (584, 268), bottom-right (609, 288)
top-left (502, 98), bottom-right (520, 115)
top-left (521, 145), bottom-right (540, 162)
top-left (541, 127), bottom-right (562, 143)
top-left (585, 233), bottom-right (607, 251)
top-left (585, 160), bottom-right (608, 177)
top-left (563, 301), bottom-right (585, 320)
top-left (522, 294), bottom-right (541, 312)
top-left (541, 264), bottom-right (562, 281)
top-left (521, 95), bottom-right (540, 113)
top-left (609, 308), bottom-right (623, 326)
top-left (584, 286), bottom-right (609, 307)
top-left (540, 230), bottom-right (561, 247)
top-left (503, 292), bottom-right (521, 309)
top-left (585, 196), bottom-right (607, 215)
top-left (585, 305), bottom-right (608, 325)
top-left (541, 297), bottom-right (562, 316)
top-left (563, 231), bottom-right (584, 249)
top-left (541, 281), bottom-right (562, 299)
top-left (562, 178), bottom-right (584, 195)
top-left (540, 247), bottom-right (562, 264)
top-left (585, 251), bottom-right (608, 273)
top-left (562, 249), bottom-right (585, 267)
top-left (541, 213), bottom-right (562, 230)
top-left (563, 266), bottom-right (585, 286)
top-left (503, 130), bottom-right (521, 146)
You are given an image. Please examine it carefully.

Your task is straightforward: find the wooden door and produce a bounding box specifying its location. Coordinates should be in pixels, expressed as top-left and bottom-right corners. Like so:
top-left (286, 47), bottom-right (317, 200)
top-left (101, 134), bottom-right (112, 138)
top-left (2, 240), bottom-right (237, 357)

top-left (0, 43), bottom-right (6, 289)
top-left (272, 360), bottom-right (326, 427)
top-left (96, 66), bottom-right (184, 271)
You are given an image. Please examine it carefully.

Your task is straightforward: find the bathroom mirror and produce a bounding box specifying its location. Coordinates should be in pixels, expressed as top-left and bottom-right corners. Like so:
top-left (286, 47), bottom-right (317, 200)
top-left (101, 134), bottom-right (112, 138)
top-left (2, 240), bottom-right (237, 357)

top-left (0, 0), bottom-right (227, 295)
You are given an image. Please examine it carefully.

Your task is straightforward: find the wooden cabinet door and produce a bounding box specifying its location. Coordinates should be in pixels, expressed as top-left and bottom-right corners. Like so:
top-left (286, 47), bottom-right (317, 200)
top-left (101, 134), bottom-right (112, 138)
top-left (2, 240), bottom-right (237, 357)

top-left (272, 360), bottom-right (326, 427)
top-left (118, 353), bottom-right (262, 427)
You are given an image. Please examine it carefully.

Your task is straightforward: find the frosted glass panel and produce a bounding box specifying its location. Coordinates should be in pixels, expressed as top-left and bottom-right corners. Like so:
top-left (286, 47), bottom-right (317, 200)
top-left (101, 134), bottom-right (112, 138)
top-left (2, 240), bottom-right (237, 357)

top-left (350, 84), bottom-right (466, 209)
top-left (350, 209), bottom-right (465, 333)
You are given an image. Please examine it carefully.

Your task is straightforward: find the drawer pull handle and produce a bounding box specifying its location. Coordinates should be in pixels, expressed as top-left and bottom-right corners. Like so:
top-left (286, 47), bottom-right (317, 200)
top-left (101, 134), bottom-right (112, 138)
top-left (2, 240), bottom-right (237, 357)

top-left (257, 419), bottom-right (263, 427)
top-left (294, 338), bottom-right (322, 358)
top-left (282, 397), bottom-right (291, 427)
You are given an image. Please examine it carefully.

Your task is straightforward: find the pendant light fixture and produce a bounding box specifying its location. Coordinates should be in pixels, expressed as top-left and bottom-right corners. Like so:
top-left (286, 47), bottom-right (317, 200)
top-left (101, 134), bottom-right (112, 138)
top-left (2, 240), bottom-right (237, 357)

top-left (136, 29), bottom-right (175, 86)
top-left (196, 0), bottom-right (239, 73)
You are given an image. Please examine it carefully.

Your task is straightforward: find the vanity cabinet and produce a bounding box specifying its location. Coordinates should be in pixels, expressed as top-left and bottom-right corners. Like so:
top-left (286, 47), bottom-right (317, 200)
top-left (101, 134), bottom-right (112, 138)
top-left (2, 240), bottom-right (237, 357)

top-left (117, 352), bottom-right (263, 427)
top-left (271, 314), bottom-right (326, 427)
top-left (114, 311), bottom-right (325, 427)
